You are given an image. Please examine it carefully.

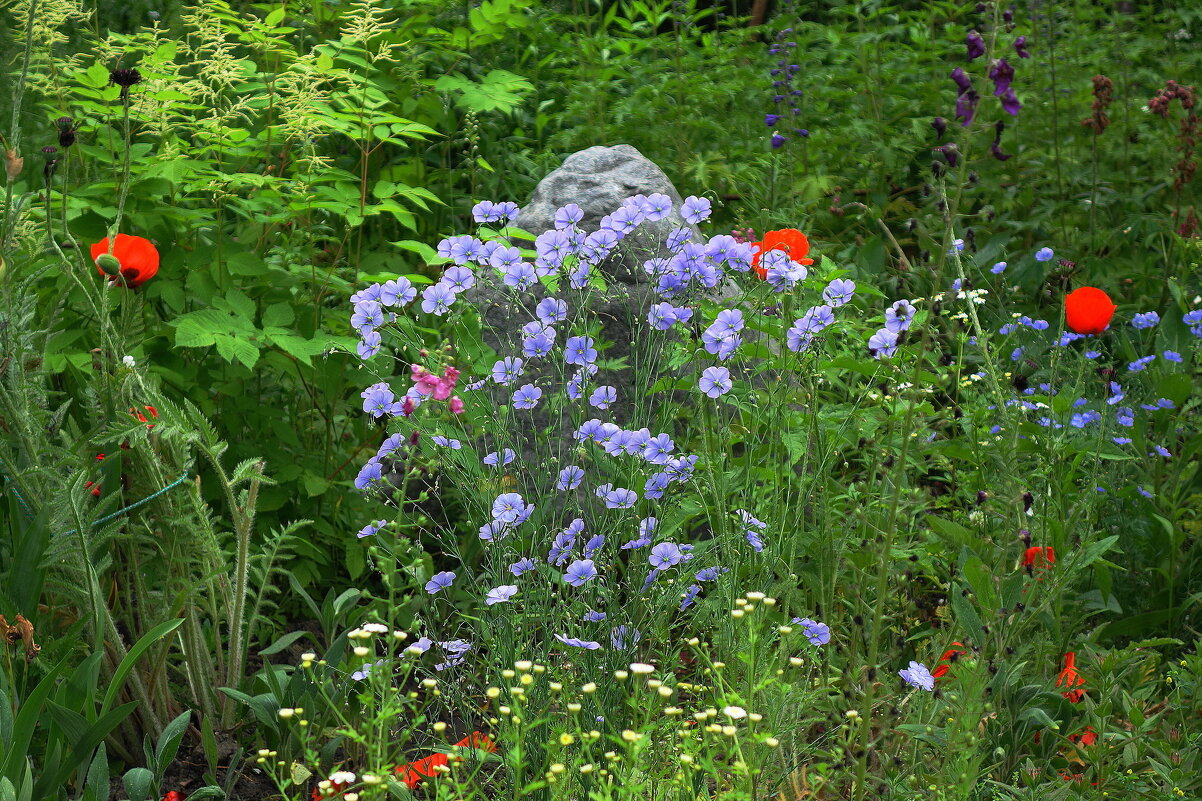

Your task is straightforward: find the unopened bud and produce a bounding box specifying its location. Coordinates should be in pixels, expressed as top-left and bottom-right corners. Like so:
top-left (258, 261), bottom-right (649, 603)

top-left (4, 149), bottom-right (23, 181)
top-left (95, 253), bottom-right (121, 276)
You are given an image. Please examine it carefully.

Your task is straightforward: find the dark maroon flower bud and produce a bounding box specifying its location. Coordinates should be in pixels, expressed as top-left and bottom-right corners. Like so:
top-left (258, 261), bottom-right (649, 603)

top-left (55, 116), bottom-right (77, 148)
top-left (1003, 6), bottom-right (1014, 23)
top-left (932, 116), bottom-right (947, 139)
top-left (1022, 492), bottom-right (1034, 513)
top-left (966, 30), bottom-right (986, 60)
top-left (975, 2), bottom-right (987, 12)
top-left (41, 145), bottom-right (58, 156)
top-left (977, 490), bottom-right (988, 505)
top-left (408, 430), bottom-right (421, 447)
top-left (1014, 35), bottom-right (1030, 58)
top-left (935, 144), bottom-right (960, 167)
top-left (931, 160), bottom-right (946, 178)
top-left (109, 68), bottom-right (142, 87)
top-left (991, 140), bottom-right (1013, 161)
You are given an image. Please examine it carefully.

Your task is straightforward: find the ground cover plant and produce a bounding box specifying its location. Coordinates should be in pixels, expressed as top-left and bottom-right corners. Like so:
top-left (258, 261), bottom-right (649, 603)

top-left (1, 0), bottom-right (1201, 799)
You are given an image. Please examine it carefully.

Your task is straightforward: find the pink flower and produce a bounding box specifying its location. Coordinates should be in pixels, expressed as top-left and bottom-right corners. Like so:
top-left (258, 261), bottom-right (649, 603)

top-left (449, 397), bottom-right (465, 414)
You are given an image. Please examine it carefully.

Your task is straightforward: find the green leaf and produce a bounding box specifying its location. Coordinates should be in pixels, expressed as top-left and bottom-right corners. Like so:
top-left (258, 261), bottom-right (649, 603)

top-left (259, 630), bottom-right (313, 657)
top-left (949, 582), bottom-right (984, 637)
top-left (214, 334), bottom-right (260, 369)
top-left (122, 767), bottom-right (154, 801)
top-left (101, 618), bottom-right (183, 716)
top-left (433, 69), bottom-right (533, 114)
top-left (154, 711), bottom-right (191, 776)
top-left (262, 302), bottom-right (295, 328)
top-left (85, 743), bottom-right (109, 801)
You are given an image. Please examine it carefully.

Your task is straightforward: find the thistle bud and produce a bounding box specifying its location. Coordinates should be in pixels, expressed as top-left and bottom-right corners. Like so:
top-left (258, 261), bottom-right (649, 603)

top-left (56, 117), bottom-right (77, 148)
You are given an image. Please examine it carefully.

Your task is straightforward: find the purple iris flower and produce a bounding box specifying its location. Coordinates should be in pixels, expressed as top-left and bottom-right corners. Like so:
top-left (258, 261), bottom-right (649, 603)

top-left (537, 297), bottom-right (568, 324)
top-left (885, 300), bottom-right (917, 333)
top-left (589, 386), bottom-right (617, 409)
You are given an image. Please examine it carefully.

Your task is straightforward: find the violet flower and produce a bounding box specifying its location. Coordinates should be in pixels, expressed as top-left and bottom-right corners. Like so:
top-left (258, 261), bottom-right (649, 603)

top-left (989, 59), bottom-right (1015, 95)
top-left (1014, 35), bottom-right (1030, 58)
top-left (966, 30), bottom-right (985, 59)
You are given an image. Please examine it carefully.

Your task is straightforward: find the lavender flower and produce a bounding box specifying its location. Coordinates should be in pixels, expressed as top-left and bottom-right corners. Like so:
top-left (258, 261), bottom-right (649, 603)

top-left (564, 559), bottom-right (598, 587)
top-left (555, 634), bottom-right (602, 650)
top-left (869, 328), bottom-right (900, 359)
top-left (512, 384), bottom-right (543, 409)
top-left (899, 661), bottom-right (935, 691)
top-left (792, 617), bottom-right (831, 646)
top-left (699, 366), bottom-right (733, 398)
top-left (425, 571), bottom-right (456, 594)
top-left (486, 585), bottom-right (518, 605)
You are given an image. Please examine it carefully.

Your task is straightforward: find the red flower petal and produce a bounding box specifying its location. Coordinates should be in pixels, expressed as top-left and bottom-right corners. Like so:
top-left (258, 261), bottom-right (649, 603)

top-left (1064, 287), bottom-right (1115, 335)
top-left (92, 234), bottom-right (160, 288)
top-left (751, 228), bottom-right (814, 279)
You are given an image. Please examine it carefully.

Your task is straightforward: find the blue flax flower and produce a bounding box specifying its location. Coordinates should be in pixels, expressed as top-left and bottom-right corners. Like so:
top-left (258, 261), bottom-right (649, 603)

top-left (699, 366), bottom-right (733, 398)
top-left (1034, 247), bottom-right (1054, 262)
top-left (792, 617), bottom-right (831, 646)
top-left (589, 386), bottom-right (617, 409)
top-left (1131, 311), bottom-right (1160, 329)
top-left (510, 558), bottom-right (536, 577)
top-left (564, 560), bottom-right (597, 587)
top-left (565, 336), bottom-right (597, 366)
top-left (512, 384), bottom-right (542, 409)
top-left (556, 634), bottom-right (601, 650)
top-left (425, 571), bottom-right (456, 594)
top-left (557, 465), bottom-right (585, 491)
top-left (358, 519), bottom-right (387, 539)
top-left (868, 328), bottom-right (899, 359)
top-left (486, 585), bottom-right (518, 605)
top-left (899, 661), bottom-right (934, 691)
top-left (649, 542), bottom-right (684, 569)
top-left (421, 283), bottom-right (457, 315)
top-left (681, 196), bottom-right (711, 224)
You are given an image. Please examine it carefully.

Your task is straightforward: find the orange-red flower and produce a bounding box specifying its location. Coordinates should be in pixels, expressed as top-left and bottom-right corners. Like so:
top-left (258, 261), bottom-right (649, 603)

top-left (1056, 651), bottom-right (1087, 703)
top-left (92, 234), bottom-right (159, 287)
top-left (931, 641), bottom-right (968, 679)
top-left (132, 405), bottom-right (159, 430)
top-left (394, 732), bottom-right (496, 790)
top-left (751, 228), bottom-right (814, 280)
top-left (1022, 545), bottom-right (1056, 573)
top-left (1064, 286), bottom-right (1115, 335)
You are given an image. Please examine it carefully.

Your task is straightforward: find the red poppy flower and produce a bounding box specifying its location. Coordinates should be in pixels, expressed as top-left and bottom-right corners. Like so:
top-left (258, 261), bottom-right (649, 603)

top-left (931, 641), bottom-right (967, 679)
top-left (91, 234), bottom-right (159, 287)
top-left (394, 731), bottom-right (496, 789)
top-left (1068, 725), bottom-right (1097, 747)
top-left (84, 480), bottom-right (102, 497)
top-left (1022, 545), bottom-right (1056, 573)
top-left (1064, 286), bottom-right (1115, 335)
top-left (161, 792), bottom-right (185, 801)
top-left (751, 228), bottom-right (814, 280)
top-left (1056, 651), bottom-right (1086, 703)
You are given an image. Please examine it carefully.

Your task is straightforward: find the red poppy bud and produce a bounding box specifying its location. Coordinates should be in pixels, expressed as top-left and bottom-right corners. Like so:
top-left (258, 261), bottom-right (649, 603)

top-left (1064, 286), bottom-right (1116, 335)
top-left (91, 234), bottom-right (159, 288)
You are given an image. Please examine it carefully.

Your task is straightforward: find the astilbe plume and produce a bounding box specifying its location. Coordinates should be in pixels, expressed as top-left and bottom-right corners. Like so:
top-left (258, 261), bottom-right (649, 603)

top-left (1147, 80), bottom-right (1198, 233)
top-left (1082, 75), bottom-right (1115, 134)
